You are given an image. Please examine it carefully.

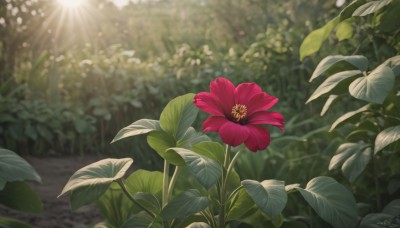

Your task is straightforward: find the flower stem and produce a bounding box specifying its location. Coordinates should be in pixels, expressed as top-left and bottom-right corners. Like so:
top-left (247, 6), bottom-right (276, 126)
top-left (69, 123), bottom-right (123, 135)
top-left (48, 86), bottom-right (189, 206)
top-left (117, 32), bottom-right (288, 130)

top-left (116, 179), bottom-right (155, 218)
top-left (163, 160), bottom-right (170, 207)
top-left (168, 166), bottom-right (181, 199)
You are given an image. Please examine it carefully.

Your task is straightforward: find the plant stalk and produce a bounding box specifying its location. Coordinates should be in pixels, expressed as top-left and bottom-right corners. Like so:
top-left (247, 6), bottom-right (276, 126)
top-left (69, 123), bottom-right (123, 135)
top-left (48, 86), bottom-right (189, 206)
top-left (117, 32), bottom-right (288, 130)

top-left (163, 160), bottom-right (170, 207)
top-left (168, 166), bottom-right (181, 199)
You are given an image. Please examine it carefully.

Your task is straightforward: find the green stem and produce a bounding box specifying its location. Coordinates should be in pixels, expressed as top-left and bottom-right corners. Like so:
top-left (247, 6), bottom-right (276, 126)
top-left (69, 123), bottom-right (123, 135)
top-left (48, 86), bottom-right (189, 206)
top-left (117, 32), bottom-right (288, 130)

top-left (163, 160), bottom-right (170, 207)
top-left (168, 166), bottom-right (181, 199)
top-left (372, 155), bottom-right (382, 211)
top-left (116, 179), bottom-right (155, 218)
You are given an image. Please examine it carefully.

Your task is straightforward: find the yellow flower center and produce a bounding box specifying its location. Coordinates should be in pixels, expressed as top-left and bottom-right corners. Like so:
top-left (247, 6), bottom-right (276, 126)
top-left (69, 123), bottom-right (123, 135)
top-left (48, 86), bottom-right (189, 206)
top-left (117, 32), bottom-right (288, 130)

top-left (231, 104), bottom-right (247, 122)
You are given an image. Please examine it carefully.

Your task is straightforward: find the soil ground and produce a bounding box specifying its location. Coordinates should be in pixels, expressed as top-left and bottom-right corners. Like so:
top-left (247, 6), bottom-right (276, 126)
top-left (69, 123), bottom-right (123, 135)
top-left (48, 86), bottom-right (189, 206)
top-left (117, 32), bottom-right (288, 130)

top-left (0, 155), bottom-right (105, 228)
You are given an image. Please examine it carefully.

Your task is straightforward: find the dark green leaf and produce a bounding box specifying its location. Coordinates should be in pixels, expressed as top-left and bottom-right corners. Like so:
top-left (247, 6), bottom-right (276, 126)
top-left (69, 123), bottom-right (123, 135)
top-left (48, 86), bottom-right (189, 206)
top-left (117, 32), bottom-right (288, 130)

top-left (177, 127), bottom-right (210, 149)
top-left (191, 141), bottom-right (225, 164)
top-left (359, 213), bottom-right (392, 228)
top-left (125, 170), bottom-right (163, 195)
top-left (132, 192), bottom-right (161, 216)
top-left (120, 212), bottom-right (161, 228)
top-left (112, 119), bottom-right (160, 143)
top-left (342, 147), bottom-right (372, 183)
top-left (295, 176), bottom-right (358, 228)
top-left (0, 181), bottom-right (43, 213)
top-left (147, 131), bottom-right (185, 166)
top-left (374, 125), bottom-right (400, 154)
top-left (0, 217), bottom-right (32, 228)
top-left (349, 66), bottom-right (395, 104)
top-left (0, 149), bottom-right (41, 190)
top-left (160, 189), bottom-right (210, 220)
top-left (382, 199), bottom-right (400, 216)
top-left (339, 0), bottom-right (367, 20)
top-left (242, 179), bottom-right (287, 218)
top-left (70, 183), bottom-right (110, 210)
top-left (226, 188), bottom-right (256, 221)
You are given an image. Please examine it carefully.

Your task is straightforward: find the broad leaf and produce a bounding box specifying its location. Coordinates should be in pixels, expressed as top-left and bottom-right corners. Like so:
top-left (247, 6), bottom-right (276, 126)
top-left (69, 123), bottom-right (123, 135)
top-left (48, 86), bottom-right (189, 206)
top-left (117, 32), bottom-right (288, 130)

top-left (349, 65), bottom-right (395, 104)
top-left (191, 141), bottom-right (225, 164)
top-left (294, 176), bottom-right (358, 228)
top-left (160, 189), bottom-right (210, 220)
top-left (125, 170), bottom-right (164, 195)
top-left (374, 125), bottom-right (400, 154)
top-left (112, 119), bottom-right (160, 143)
top-left (132, 192), bottom-right (161, 216)
top-left (159, 93), bottom-right (198, 140)
top-left (310, 55), bottom-right (368, 82)
top-left (330, 105), bottom-right (369, 132)
top-left (382, 199), bottom-right (400, 216)
top-left (0, 181), bottom-right (43, 213)
top-left (70, 183), bottom-right (110, 210)
top-left (383, 55), bottom-right (400, 76)
top-left (306, 70), bottom-right (361, 103)
top-left (352, 0), bottom-right (392, 16)
top-left (0, 149), bottom-right (41, 190)
top-left (342, 147), bottom-right (372, 183)
top-left (147, 131), bottom-right (185, 166)
top-left (242, 179), bottom-right (287, 218)
top-left (300, 17), bottom-right (339, 61)
top-left (59, 158), bottom-right (133, 197)
top-left (120, 212), bottom-right (161, 228)
top-left (321, 95), bottom-right (339, 116)
top-left (359, 213), bottom-right (393, 228)
top-left (335, 19), bottom-right (354, 41)
top-left (167, 148), bottom-right (222, 189)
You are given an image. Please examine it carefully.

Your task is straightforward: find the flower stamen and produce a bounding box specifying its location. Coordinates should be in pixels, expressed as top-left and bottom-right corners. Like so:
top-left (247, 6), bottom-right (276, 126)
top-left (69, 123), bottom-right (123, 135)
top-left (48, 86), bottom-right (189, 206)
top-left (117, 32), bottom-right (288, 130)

top-left (231, 104), bottom-right (247, 122)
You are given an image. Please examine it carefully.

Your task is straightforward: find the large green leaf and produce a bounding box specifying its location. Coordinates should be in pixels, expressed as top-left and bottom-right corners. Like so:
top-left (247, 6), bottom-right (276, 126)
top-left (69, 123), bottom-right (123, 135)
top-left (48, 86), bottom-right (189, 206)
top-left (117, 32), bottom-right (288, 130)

top-left (309, 55), bottom-right (368, 82)
top-left (59, 158), bottom-right (133, 197)
top-left (111, 119), bottom-right (160, 143)
top-left (342, 147), bottom-right (372, 183)
top-left (160, 189), bottom-right (210, 220)
top-left (300, 17), bottom-right (339, 61)
top-left (159, 93), bottom-right (198, 140)
top-left (374, 125), bottom-right (400, 154)
top-left (242, 179), bottom-right (287, 218)
top-left (0, 149), bottom-right (41, 190)
top-left (125, 170), bottom-right (163, 195)
top-left (294, 176), bottom-right (358, 228)
top-left (349, 65), bottom-right (395, 104)
top-left (359, 213), bottom-right (392, 228)
top-left (191, 141), bottom-right (225, 164)
top-left (132, 192), bottom-right (161, 216)
top-left (167, 148), bottom-right (222, 189)
top-left (352, 0), bottom-right (392, 16)
top-left (330, 105), bottom-right (370, 132)
top-left (377, 1), bottom-right (400, 33)
top-left (329, 143), bottom-right (365, 170)
top-left (147, 131), bottom-right (185, 166)
top-left (0, 181), bottom-right (43, 213)
top-left (306, 70), bottom-right (361, 103)
top-left (70, 183), bottom-right (110, 210)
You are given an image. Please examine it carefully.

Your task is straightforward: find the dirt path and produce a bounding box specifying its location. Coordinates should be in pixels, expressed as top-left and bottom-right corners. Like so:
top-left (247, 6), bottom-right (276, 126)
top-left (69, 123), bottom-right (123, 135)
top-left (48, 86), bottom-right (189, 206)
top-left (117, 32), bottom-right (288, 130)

top-left (0, 155), bottom-right (105, 228)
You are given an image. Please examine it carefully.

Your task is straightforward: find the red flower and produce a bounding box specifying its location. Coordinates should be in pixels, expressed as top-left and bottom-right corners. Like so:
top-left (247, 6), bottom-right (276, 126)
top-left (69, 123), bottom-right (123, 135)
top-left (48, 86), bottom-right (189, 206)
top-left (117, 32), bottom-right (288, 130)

top-left (194, 77), bottom-right (284, 152)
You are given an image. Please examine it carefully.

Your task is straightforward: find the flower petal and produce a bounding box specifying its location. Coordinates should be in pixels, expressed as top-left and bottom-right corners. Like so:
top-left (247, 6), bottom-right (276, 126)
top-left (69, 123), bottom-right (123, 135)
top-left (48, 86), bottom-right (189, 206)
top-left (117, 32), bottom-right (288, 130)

top-left (235, 82), bottom-right (262, 105)
top-left (246, 93), bottom-right (278, 115)
top-left (210, 77), bottom-right (235, 116)
top-left (244, 125), bottom-right (271, 152)
top-left (219, 121), bottom-right (250, 147)
top-left (194, 92), bottom-right (225, 116)
top-left (202, 116), bottom-right (229, 132)
top-left (248, 112), bottom-right (285, 131)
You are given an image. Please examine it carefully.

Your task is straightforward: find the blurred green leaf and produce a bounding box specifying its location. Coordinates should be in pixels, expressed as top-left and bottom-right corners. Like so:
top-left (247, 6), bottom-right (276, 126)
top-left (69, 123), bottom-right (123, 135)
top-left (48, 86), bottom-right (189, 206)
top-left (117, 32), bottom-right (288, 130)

top-left (300, 17), bottom-right (339, 61)
top-left (0, 181), bottom-right (43, 213)
top-left (321, 95), bottom-right (339, 116)
top-left (339, 0), bottom-right (367, 20)
top-left (335, 19), bottom-right (354, 41)
top-left (0, 217), bottom-right (32, 228)
top-left (0, 149), bottom-right (41, 190)
top-left (330, 104), bottom-right (370, 132)
top-left (342, 147), bottom-right (372, 183)
top-left (352, 0), bottom-right (392, 16)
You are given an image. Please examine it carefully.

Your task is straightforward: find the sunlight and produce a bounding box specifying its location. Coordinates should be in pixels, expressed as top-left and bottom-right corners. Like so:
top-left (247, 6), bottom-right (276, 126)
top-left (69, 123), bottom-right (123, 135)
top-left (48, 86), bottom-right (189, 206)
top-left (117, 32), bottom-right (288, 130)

top-left (57, 0), bottom-right (84, 8)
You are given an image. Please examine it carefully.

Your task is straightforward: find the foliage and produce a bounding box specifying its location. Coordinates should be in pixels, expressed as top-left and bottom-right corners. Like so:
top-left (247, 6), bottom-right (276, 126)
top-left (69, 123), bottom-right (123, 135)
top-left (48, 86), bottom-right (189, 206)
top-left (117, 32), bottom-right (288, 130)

top-left (301, 0), bottom-right (400, 226)
top-left (0, 148), bottom-right (43, 228)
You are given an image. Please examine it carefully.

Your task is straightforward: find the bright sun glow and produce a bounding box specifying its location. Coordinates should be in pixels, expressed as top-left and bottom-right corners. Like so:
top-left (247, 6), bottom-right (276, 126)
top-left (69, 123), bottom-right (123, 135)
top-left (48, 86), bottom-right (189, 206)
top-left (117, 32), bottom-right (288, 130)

top-left (57, 0), bottom-right (84, 8)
